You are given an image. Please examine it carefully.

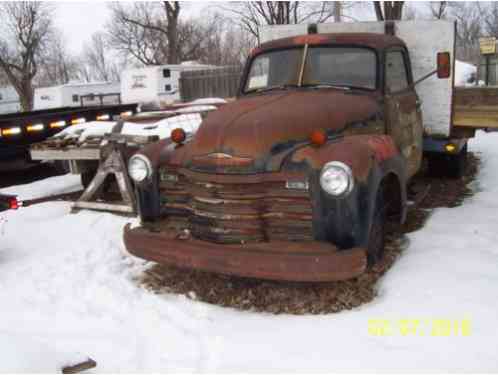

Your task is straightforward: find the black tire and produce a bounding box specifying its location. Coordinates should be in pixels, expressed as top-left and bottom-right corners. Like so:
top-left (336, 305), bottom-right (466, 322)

top-left (447, 145), bottom-right (467, 179)
top-left (53, 160), bottom-right (70, 175)
top-left (426, 145), bottom-right (467, 179)
top-left (367, 187), bottom-right (386, 266)
top-left (81, 170), bottom-right (116, 192)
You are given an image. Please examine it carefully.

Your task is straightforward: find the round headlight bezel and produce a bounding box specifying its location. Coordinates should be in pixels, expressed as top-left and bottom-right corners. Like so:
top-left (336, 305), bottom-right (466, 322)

top-left (128, 154), bottom-right (152, 183)
top-left (319, 161), bottom-right (354, 197)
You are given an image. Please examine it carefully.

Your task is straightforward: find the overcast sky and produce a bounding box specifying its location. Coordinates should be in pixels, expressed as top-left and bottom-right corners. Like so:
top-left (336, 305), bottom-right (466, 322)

top-left (52, 1), bottom-right (435, 56)
top-left (53, 1), bottom-right (208, 55)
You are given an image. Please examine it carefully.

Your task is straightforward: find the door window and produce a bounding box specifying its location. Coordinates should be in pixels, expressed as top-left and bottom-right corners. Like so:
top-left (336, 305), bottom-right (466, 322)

top-left (385, 51), bottom-right (409, 93)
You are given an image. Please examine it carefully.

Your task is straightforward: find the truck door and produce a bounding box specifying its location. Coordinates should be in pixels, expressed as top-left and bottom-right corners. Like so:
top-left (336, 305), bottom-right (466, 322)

top-left (384, 49), bottom-right (423, 178)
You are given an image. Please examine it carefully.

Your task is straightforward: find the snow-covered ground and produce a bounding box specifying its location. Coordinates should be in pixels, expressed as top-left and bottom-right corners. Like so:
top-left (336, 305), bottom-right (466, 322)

top-left (1, 131), bottom-right (498, 372)
top-left (455, 60), bottom-right (476, 86)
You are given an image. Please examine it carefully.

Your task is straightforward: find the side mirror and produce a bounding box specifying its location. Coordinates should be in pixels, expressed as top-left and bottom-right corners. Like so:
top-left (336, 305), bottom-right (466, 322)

top-left (437, 52), bottom-right (451, 79)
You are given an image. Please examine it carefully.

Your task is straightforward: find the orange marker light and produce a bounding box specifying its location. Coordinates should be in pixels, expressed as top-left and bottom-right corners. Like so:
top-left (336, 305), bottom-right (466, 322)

top-left (171, 128), bottom-right (186, 144)
top-left (2, 127), bottom-right (21, 136)
top-left (27, 124), bottom-right (44, 132)
top-left (310, 129), bottom-right (327, 146)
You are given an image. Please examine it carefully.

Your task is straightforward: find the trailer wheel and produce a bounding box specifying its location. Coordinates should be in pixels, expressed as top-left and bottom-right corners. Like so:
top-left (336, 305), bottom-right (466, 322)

top-left (81, 170), bottom-right (116, 193)
top-left (53, 160), bottom-right (70, 175)
top-left (367, 187), bottom-right (386, 266)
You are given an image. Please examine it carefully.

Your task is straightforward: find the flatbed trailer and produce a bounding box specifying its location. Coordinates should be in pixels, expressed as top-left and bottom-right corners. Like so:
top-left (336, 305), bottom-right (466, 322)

top-left (29, 103), bottom-right (221, 213)
top-left (0, 103), bottom-right (138, 170)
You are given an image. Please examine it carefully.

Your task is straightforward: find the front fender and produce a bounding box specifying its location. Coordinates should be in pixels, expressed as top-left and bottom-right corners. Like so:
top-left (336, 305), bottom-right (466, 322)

top-left (284, 135), bottom-right (407, 248)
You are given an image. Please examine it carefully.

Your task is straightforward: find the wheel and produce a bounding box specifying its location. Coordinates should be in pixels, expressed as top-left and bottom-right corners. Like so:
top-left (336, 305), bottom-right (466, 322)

top-left (447, 144), bottom-right (467, 179)
top-left (426, 145), bottom-right (467, 179)
top-left (53, 160), bottom-right (70, 175)
top-left (81, 170), bottom-right (115, 192)
top-left (367, 187), bottom-right (386, 266)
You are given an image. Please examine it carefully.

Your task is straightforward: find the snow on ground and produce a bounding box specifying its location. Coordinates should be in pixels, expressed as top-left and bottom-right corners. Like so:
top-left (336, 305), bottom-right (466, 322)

top-left (0, 173), bottom-right (82, 201)
top-left (1, 131), bottom-right (498, 372)
top-left (455, 60), bottom-right (477, 86)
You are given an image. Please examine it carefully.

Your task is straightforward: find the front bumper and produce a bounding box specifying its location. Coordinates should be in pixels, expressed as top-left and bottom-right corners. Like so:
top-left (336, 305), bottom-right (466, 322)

top-left (124, 224), bottom-right (367, 282)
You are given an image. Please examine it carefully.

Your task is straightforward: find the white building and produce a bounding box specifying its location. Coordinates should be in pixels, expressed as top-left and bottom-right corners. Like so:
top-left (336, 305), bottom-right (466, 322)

top-left (34, 81), bottom-right (121, 110)
top-left (121, 63), bottom-right (215, 107)
top-left (0, 86), bottom-right (21, 114)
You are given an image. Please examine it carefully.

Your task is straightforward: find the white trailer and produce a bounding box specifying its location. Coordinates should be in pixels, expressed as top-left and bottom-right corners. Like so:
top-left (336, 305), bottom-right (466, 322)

top-left (34, 81), bottom-right (121, 111)
top-left (0, 86), bottom-right (21, 114)
top-left (120, 63), bottom-right (216, 107)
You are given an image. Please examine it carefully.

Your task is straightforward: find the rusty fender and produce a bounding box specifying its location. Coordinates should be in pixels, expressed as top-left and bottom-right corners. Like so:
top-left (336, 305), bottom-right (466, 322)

top-left (283, 134), bottom-right (407, 249)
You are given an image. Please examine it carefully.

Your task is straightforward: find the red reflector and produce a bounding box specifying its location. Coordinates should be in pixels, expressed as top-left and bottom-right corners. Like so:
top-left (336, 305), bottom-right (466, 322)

top-left (437, 52), bottom-right (451, 79)
top-left (171, 128), bottom-right (186, 144)
top-left (9, 197), bottom-right (19, 210)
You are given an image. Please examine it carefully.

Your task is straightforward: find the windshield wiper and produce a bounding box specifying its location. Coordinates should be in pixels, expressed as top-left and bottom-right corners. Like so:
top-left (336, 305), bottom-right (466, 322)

top-left (300, 83), bottom-right (351, 91)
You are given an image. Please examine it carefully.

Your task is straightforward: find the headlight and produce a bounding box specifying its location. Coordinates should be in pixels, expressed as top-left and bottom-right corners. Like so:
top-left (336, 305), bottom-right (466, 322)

top-left (128, 154), bottom-right (152, 182)
top-left (319, 161), bottom-right (354, 196)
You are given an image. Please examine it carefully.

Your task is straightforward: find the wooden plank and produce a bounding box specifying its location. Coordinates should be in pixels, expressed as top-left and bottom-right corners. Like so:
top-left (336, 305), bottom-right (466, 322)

top-left (30, 148), bottom-right (100, 161)
top-left (72, 201), bottom-right (135, 213)
top-left (453, 87), bottom-right (498, 128)
top-left (61, 358), bottom-right (97, 374)
top-left (453, 113), bottom-right (498, 128)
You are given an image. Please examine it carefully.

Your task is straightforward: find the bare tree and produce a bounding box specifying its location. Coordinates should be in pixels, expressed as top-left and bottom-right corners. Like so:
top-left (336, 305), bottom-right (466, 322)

top-left (222, 2), bottom-right (345, 43)
top-left (429, 2), bottom-right (447, 19)
top-left (37, 34), bottom-right (80, 86)
top-left (373, 1), bottom-right (404, 21)
top-left (478, 2), bottom-right (498, 39)
top-left (195, 14), bottom-right (256, 67)
top-left (449, 2), bottom-right (482, 63)
top-left (0, 2), bottom-right (54, 111)
top-left (107, 1), bottom-right (187, 65)
top-left (82, 32), bottom-right (120, 82)
top-left (402, 4), bottom-right (417, 20)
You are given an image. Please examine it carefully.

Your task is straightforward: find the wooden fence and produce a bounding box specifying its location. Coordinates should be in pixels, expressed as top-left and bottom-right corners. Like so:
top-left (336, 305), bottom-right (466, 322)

top-left (179, 66), bottom-right (242, 102)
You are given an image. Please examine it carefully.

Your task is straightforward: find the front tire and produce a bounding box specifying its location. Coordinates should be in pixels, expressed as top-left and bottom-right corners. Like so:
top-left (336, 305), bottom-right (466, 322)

top-left (367, 187), bottom-right (386, 266)
top-left (53, 160), bottom-right (70, 175)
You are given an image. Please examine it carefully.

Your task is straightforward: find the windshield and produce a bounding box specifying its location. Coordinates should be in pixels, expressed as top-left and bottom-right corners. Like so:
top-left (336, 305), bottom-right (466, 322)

top-left (244, 46), bottom-right (377, 93)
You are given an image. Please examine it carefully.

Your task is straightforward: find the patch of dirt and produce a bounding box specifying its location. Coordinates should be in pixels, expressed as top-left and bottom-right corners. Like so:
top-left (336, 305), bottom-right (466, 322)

top-left (139, 153), bottom-right (478, 314)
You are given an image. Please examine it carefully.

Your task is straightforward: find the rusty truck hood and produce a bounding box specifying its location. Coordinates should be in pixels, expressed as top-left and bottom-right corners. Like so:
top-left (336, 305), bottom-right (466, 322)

top-left (170, 89), bottom-right (380, 172)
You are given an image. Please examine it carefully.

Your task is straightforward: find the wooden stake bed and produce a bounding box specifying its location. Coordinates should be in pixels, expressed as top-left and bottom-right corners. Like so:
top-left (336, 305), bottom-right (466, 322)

top-left (29, 105), bottom-right (223, 214)
top-left (30, 121), bottom-right (159, 215)
top-left (453, 87), bottom-right (498, 130)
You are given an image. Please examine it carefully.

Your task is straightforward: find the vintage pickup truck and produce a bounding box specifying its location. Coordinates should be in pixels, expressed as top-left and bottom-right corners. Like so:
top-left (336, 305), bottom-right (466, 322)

top-left (123, 20), bottom-right (498, 282)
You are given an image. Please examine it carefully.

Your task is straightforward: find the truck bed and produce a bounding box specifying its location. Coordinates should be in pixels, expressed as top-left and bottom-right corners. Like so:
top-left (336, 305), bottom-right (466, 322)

top-left (453, 87), bottom-right (498, 130)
